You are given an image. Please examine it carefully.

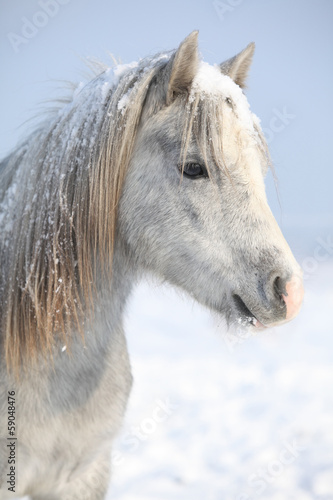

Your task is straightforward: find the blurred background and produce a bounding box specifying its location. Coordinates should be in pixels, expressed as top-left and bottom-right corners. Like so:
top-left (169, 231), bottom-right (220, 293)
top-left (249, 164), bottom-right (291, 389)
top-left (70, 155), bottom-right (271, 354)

top-left (1, 1), bottom-right (332, 499)
top-left (1, 0), bottom-right (332, 255)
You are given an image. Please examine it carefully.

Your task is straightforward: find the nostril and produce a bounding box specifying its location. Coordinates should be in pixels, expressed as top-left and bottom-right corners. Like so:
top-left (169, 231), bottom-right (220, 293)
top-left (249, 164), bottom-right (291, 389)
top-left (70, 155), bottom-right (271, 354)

top-left (273, 276), bottom-right (281, 297)
top-left (261, 272), bottom-right (304, 322)
top-left (273, 276), bottom-right (286, 305)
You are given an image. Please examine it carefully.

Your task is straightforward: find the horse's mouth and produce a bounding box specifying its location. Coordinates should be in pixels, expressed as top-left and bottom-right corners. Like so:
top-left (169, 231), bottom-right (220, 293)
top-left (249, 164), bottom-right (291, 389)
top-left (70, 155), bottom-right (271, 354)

top-left (232, 294), bottom-right (265, 329)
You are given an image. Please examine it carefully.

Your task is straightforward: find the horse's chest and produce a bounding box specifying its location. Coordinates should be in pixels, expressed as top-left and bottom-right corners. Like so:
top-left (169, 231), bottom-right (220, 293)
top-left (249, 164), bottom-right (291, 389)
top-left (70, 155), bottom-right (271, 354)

top-left (2, 327), bottom-right (132, 492)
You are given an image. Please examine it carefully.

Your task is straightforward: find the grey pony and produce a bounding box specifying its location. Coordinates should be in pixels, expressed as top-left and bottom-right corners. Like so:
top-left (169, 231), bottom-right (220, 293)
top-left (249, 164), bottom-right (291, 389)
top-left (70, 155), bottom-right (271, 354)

top-left (0, 32), bottom-right (303, 499)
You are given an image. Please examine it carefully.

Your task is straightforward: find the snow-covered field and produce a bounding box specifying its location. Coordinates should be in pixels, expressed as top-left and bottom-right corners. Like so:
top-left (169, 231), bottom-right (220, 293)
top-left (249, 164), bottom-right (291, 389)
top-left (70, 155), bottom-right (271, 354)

top-left (16, 247), bottom-right (332, 500)
top-left (107, 258), bottom-right (333, 500)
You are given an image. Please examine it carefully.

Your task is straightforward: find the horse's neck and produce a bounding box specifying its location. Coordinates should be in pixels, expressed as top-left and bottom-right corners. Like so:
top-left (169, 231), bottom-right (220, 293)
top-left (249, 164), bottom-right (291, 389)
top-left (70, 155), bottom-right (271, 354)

top-left (33, 240), bottom-right (136, 382)
top-left (93, 240), bottom-right (137, 334)
top-left (4, 240), bottom-right (136, 417)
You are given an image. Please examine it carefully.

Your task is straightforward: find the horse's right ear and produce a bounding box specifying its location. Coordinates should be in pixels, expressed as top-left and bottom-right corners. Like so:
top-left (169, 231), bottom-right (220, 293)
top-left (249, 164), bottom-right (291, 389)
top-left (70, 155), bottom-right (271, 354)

top-left (219, 43), bottom-right (255, 89)
top-left (166, 31), bottom-right (199, 106)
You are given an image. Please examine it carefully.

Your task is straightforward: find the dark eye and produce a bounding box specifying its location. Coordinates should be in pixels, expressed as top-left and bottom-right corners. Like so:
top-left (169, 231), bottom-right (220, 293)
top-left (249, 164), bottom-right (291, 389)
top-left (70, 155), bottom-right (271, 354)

top-left (180, 163), bottom-right (208, 179)
top-left (225, 97), bottom-right (233, 107)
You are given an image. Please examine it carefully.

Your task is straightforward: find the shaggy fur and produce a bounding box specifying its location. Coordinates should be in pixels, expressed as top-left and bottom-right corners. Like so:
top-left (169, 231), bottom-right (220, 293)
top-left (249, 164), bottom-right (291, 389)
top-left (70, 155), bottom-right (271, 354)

top-left (0, 32), bottom-right (302, 499)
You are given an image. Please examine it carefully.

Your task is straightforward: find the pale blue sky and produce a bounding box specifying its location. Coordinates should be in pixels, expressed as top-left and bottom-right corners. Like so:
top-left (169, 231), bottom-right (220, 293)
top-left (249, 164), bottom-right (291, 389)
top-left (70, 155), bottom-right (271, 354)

top-left (1, 0), bottom-right (332, 253)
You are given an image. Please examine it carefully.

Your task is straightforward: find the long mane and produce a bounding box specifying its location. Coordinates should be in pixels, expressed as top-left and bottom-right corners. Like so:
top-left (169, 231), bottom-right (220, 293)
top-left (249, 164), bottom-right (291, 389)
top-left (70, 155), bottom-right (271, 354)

top-left (0, 53), bottom-right (170, 371)
top-left (0, 51), bottom-right (268, 373)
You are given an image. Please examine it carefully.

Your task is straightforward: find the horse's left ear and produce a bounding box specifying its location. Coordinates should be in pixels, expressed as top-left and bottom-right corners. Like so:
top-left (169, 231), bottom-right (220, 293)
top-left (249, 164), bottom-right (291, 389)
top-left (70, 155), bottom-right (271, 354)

top-left (220, 42), bottom-right (255, 89)
top-left (166, 31), bottom-right (199, 105)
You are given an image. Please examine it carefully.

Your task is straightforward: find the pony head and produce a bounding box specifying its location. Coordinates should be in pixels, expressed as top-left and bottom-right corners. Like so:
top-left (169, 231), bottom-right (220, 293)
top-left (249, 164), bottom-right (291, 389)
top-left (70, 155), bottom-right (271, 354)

top-left (0, 32), bottom-right (304, 371)
top-left (119, 31), bottom-right (304, 328)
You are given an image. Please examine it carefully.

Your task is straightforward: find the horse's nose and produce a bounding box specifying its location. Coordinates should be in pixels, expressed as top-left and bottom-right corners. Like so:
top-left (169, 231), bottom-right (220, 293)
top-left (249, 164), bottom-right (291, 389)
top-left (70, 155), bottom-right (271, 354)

top-left (281, 275), bottom-right (304, 321)
top-left (272, 273), bottom-right (304, 322)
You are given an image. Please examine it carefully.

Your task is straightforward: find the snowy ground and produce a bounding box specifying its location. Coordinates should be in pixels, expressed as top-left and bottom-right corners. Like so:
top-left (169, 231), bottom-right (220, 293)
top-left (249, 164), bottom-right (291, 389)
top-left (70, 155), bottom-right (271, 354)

top-left (16, 248), bottom-right (333, 500)
top-left (106, 259), bottom-right (333, 500)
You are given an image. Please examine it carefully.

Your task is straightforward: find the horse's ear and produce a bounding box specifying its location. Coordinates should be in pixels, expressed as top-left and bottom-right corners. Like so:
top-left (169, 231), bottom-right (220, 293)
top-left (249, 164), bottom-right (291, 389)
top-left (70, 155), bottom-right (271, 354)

top-left (166, 31), bottom-right (199, 105)
top-left (220, 42), bottom-right (255, 89)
